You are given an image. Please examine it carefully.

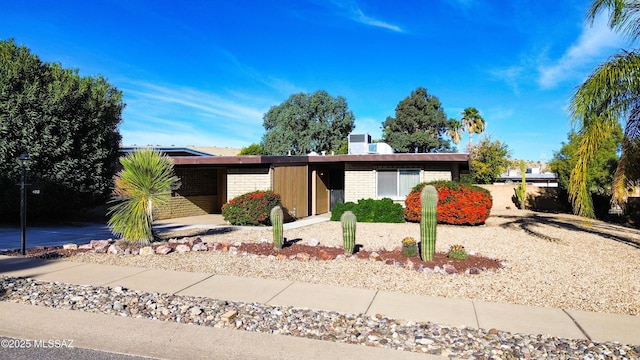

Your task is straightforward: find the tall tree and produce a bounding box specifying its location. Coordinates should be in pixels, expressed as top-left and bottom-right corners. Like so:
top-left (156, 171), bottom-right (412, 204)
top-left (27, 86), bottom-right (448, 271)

top-left (569, 0), bottom-right (640, 217)
top-left (447, 119), bottom-right (464, 148)
top-left (469, 136), bottom-right (511, 184)
top-left (382, 87), bottom-right (451, 153)
top-left (0, 39), bottom-right (123, 220)
top-left (262, 90), bottom-right (355, 155)
top-left (461, 107), bottom-right (486, 148)
top-left (239, 143), bottom-right (263, 155)
top-left (551, 127), bottom-right (622, 197)
top-left (108, 148), bottom-right (180, 245)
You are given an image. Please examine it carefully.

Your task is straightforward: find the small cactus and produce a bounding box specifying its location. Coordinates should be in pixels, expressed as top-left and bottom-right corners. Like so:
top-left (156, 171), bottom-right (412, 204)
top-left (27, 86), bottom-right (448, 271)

top-left (420, 185), bottom-right (438, 261)
top-left (341, 211), bottom-right (357, 255)
top-left (270, 206), bottom-right (284, 250)
top-left (447, 244), bottom-right (467, 260)
top-left (401, 237), bottom-right (418, 257)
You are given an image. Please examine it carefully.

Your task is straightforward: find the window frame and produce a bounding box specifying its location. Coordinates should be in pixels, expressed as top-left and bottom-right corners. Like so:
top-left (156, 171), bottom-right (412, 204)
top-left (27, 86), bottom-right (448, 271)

top-left (375, 168), bottom-right (421, 200)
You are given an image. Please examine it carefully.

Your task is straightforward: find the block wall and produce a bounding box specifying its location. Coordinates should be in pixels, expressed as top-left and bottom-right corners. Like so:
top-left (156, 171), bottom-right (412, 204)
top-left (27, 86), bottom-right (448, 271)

top-left (155, 195), bottom-right (217, 219)
top-left (226, 168), bottom-right (272, 201)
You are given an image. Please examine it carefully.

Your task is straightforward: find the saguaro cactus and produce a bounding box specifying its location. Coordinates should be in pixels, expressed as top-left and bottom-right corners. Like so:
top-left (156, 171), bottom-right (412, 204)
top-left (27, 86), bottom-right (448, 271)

top-left (270, 206), bottom-right (284, 250)
top-left (340, 211), bottom-right (357, 255)
top-left (420, 185), bottom-right (438, 261)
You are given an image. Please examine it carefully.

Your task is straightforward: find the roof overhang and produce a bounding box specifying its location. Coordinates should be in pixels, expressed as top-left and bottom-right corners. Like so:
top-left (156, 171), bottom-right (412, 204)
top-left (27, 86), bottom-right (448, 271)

top-left (171, 153), bottom-right (470, 166)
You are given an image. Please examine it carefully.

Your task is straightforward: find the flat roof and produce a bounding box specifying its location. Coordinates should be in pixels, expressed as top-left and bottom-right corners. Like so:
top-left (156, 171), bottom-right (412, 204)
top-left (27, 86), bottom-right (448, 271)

top-left (171, 153), bottom-right (470, 166)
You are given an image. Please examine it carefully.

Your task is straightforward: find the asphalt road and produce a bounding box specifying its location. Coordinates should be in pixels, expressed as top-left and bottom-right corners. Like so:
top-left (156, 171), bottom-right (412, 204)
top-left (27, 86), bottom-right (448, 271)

top-left (0, 337), bottom-right (156, 360)
top-left (0, 223), bottom-right (115, 251)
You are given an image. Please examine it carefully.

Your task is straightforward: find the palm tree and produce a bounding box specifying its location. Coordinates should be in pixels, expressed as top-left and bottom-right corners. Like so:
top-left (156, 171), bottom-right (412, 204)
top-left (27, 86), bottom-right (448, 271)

top-left (569, 0), bottom-right (640, 218)
top-left (108, 148), bottom-right (180, 245)
top-left (447, 119), bottom-right (464, 148)
top-left (461, 107), bottom-right (486, 148)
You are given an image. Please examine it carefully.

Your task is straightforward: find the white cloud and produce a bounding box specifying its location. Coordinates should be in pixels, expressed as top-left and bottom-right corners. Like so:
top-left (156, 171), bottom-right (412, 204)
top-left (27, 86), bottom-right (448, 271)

top-left (327, 1), bottom-right (404, 32)
top-left (351, 8), bottom-right (403, 32)
top-left (537, 13), bottom-right (626, 89)
top-left (119, 81), bottom-right (269, 147)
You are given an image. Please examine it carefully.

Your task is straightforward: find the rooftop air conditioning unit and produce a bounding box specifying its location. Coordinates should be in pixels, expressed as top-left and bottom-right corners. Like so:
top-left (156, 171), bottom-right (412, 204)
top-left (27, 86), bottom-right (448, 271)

top-left (348, 133), bottom-right (372, 154)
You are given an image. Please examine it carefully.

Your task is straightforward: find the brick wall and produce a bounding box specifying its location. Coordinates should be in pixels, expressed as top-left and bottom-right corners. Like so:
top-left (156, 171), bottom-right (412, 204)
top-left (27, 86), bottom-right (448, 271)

top-left (344, 163), bottom-right (376, 202)
top-left (226, 167), bottom-right (272, 201)
top-left (422, 170), bottom-right (451, 182)
top-left (344, 164), bottom-right (453, 203)
top-left (155, 195), bottom-right (217, 219)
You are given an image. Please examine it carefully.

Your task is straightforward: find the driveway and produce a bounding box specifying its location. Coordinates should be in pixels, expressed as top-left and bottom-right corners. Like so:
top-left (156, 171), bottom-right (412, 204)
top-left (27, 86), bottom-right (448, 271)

top-left (0, 223), bottom-right (116, 251)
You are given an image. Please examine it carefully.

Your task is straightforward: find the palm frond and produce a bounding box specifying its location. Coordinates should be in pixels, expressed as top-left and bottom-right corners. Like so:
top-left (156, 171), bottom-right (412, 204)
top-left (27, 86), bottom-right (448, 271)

top-left (570, 50), bottom-right (640, 216)
top-left (588, 0), bottom-right (640, 42)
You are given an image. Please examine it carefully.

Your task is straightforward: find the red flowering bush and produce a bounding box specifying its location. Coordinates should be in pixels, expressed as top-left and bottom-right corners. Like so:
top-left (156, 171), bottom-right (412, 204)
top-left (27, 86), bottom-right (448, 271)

top-left (222, 190), bottom-right (282, 226)
top-left (405, 181), bottom-right (492, 225)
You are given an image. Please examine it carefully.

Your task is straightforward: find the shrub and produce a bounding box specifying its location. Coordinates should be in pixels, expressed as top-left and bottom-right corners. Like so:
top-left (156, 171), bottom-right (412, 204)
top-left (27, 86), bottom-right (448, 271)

top-left (405, 181), bottom-right (492, 225)
top-left (222, 190), bottom-right (282, 226)
top-left (331, 198), bottom-right (405, 223)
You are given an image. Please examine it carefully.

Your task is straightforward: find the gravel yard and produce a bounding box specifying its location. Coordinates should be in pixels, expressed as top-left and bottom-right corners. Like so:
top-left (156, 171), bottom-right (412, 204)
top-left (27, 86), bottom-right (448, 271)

top-left (65, 209), bottom-right (640, 316)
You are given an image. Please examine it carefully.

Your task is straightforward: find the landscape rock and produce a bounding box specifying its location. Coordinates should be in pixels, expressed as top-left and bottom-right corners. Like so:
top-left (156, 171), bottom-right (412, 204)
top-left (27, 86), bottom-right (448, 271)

top-left (317, 250), bottom-right (333, 260)
top-left (369, 252), bottom-right (382, 261)
top-left (139, 246), bottom-right (154, 256)
top-left (466, 267), bottom-right (481, 275)
top-left (192, 243), bottom-right (208, 251)
top-left (62, 243), bottom-right (78, 250)
top-left (91, 240), bottom-right (111, 253)
top-left (404, 259), bottom-right (415, 270)
top-left (175, 244), bottom-right (191, 253)
top-left (78, 243), bottom-right (93, 250)
top-left (107, 244), bottom-right (125, 255)
top-left (443, 264), bottom-right (458, 274)
top-left (295, 252), bottom-right (311, 262)
top-left (155, 245), bottom-right (172, 255)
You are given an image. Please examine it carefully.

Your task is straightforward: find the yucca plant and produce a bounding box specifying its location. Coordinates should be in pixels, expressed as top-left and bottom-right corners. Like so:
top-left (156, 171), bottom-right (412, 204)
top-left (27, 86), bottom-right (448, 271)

top-left (108, 148), bottom-right (180, 245)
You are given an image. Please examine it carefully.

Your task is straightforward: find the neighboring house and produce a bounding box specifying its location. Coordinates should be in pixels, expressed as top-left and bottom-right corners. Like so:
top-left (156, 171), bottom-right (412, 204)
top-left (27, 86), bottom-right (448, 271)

top-left (494, 168), bottom-right (559, 188)
top-left (155, 152), bottom-right (469, 220)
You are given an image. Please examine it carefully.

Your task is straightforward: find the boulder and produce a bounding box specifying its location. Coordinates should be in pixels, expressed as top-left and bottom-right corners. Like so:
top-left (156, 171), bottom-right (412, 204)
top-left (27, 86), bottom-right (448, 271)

top-left (91, 240), bottom-right (111, 253)
top-left (107, 244), bottom-right (125, 255)
top-left (139, 246), bottom-right (154, 256)
top-left (443, 264), bottom-right (458, 274)
top-left (192, 243), bottom-right (208, 251)
top-left (155, 245), bottom-right (172, 255)
top-left (62, 243), bottom-right (78, 250)
top-left (175, 244), bottom-right (191, 253)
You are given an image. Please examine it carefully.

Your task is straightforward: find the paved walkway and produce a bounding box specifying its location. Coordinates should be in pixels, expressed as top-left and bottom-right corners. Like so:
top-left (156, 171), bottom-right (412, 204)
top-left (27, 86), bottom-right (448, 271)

top-left (1, 213), bottom-right (639, 359)
top-left (1, 255), bottom-right (639, 359)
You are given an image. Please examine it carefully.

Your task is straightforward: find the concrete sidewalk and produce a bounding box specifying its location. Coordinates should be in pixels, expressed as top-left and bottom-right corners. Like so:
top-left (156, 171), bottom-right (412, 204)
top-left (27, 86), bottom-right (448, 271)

top-left (1, 255), bottom-right (639, 359)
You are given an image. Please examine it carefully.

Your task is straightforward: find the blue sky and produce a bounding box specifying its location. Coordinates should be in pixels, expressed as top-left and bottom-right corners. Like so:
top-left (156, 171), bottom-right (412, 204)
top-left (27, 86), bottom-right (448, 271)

top-left (1, 0), bottom-right (628, 160)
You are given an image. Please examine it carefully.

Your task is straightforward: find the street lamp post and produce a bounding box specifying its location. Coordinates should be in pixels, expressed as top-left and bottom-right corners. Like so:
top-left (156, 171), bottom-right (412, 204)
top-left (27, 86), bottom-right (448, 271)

top-left (19, 153), bottom-right (30, 256)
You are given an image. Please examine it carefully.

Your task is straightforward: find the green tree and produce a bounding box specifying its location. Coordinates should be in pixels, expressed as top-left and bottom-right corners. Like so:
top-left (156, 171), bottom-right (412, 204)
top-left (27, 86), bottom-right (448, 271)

top-left (382, 87), bottom-right (451, 153)
top-left (446, 119), bottom-right (464, 148)
top-left (469, 137), bottom-right (511, 184)
top-left (108, 148), bottom-right (180, 245)
top-left (239, 143), bottom-right (263, 155)
top-left (569, 0), bottom-right (640, 217)
top-left (262, 90), bottom-right (355, 155)
top-left (0, 39), bottom-right (123, 220)
top-left (550, 125), bottom-right (622, 199)
top-left (461, 107), bottom-right (486, 148)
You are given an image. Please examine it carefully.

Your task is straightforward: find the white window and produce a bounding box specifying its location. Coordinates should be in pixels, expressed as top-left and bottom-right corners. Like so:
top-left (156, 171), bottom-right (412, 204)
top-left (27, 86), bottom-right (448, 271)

top-left (376, 169), bottom-right (421, 199)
